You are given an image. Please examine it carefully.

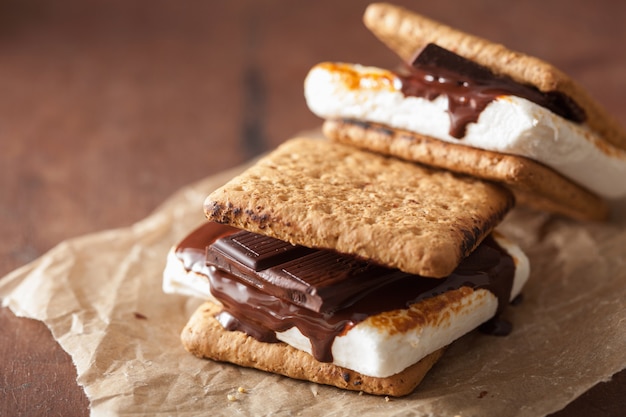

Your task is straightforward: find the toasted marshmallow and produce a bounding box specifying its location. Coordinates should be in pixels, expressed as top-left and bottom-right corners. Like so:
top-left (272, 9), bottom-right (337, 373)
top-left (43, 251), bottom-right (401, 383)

top-left (304, 63), bottom-right (626, 199)
top-left (163, 231), bottom-right (530, 378)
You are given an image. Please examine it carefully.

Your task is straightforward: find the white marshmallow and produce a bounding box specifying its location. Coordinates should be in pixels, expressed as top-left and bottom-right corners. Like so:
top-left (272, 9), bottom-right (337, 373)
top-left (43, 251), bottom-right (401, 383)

top-left (163, 249), bottom-right (215, 301)
top-left (304, 63), bottom-right (626, 199)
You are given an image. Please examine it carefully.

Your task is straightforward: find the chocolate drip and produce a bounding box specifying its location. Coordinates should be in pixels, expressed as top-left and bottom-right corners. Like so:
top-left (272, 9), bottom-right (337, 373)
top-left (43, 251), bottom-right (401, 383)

top-left (399, 43), bottom-right (586, 138)
top-left (175, 222), bottom-right (517, 363)
top-left (173, 222), bottom-right (239, 276)
top-left (479, 317), bottom-right (513, 336)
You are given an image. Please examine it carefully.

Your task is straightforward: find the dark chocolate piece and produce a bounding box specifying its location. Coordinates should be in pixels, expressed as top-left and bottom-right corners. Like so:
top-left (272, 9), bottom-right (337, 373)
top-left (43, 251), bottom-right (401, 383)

top-left (411, 43), bottom-right (495, 83)
top-left (207, 230), bottom-right (408, 313)
top-left (210, 230), bottom-right (312, 271)
top-left (400, 43), bottom-right (586, 138)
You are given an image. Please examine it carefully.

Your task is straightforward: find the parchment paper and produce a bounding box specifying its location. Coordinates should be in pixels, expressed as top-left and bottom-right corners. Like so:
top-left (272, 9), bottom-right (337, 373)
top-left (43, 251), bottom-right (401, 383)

top-left (1, 160), bottom-right (625, 417)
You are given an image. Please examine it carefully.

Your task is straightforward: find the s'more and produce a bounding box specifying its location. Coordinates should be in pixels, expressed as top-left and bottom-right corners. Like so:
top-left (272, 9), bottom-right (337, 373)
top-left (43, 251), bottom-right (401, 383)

top-left (304, 3), bottom-right (626, 221)
top-left (164, 138), bottom-right (530, 396)
top-left (161, 1), bottom-right (626, 398)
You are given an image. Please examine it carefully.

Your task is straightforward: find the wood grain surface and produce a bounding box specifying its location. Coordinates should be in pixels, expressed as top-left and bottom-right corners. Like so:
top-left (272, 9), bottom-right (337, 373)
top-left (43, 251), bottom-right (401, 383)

top-left (1, 1), bottom-right (624, 415)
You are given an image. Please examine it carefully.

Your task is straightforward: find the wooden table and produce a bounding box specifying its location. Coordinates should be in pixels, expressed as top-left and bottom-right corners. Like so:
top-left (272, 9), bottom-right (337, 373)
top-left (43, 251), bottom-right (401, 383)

top-left (1, 1), bottom-right (624, 415)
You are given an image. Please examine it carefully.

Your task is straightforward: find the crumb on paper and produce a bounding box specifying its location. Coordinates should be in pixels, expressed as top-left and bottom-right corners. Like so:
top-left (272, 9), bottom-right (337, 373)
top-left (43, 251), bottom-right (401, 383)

top-left (385, 396), bottom-right (391, 402)
top-left (237, 386), bottom-right (247, 394)
top-left (227, 394), bottom-right (237, 402)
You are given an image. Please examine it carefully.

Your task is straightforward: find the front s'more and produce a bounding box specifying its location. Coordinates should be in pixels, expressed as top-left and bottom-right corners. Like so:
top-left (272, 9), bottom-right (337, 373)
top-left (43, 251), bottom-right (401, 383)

top-left (165, 138), bottom-right (530, 396)
top-left (304, 3), bottom-right (626, 220)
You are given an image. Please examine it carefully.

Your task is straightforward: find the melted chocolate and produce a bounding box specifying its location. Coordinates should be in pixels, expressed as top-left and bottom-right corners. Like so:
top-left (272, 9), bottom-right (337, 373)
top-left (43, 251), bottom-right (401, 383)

top-left (479, 317), bottom-right (513, 336)
top-left (399, 43), bottom-right (586, 138)
top-left (207, 230), bottom-right (409, 313)
top-left (174, 222), bottom-right (516, 363)
top-left (173, 222), bottom-right (240, 277)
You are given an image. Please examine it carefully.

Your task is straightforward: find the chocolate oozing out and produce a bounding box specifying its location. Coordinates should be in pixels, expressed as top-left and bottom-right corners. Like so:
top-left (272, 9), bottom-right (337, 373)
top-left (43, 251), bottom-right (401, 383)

top-left (400, 43), bottom-right (586, 138)
top-left (173, 222), bottom-right (239, 277)
top-left (207, 230), bottom-right (409, 313)
top-left (174, 222), bottom-right (517, 363)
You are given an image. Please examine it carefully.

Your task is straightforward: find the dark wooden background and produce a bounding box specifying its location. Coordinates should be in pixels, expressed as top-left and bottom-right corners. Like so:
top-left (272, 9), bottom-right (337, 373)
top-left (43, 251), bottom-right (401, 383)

top-left (1, 1), bottom-right (624, 415)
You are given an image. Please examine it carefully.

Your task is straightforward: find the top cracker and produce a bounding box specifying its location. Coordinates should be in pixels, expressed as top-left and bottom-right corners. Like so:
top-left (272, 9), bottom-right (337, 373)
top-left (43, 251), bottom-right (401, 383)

top-left (363, 3), bottom-right (626, 151)
top-left (205, 137), bottom-right (514, 278)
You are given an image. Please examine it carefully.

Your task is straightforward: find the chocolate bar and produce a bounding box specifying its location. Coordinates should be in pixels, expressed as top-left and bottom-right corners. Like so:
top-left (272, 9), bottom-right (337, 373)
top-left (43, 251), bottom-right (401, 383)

top-left (207, 230), bottom-right (409, 313)
top-left (402, 43), bottom-right (585, 138)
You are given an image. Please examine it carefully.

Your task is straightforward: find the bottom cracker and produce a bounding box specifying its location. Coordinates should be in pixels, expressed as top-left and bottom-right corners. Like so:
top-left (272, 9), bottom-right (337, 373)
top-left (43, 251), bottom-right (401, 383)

top-left (181, 301), bottom-right (445, 397)
top-left (323, 118), bottom-right (609, 222)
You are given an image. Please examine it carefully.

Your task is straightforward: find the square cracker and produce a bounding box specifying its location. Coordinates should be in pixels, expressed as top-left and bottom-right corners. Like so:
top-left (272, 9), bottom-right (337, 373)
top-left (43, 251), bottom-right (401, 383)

top-left (323, 118), bottom-right (609, 222)
top-left (363, 2), bottom-right (626, 151)
top-left (205, 137), bottom-right (513, 278)
top-left (181, 301), bottom-right (445, 397)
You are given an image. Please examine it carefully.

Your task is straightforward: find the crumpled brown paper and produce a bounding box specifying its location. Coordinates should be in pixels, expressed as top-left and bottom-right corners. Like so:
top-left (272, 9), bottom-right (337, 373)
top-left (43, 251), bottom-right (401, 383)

top-left (1, 159), bottom-right (625, 417)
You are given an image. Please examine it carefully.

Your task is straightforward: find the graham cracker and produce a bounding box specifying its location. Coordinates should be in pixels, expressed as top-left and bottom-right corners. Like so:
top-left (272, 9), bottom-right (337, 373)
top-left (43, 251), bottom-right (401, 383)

top-left (363, 2), bottom-right (626, 151)
top-left (181, 301), bottom-right (445, 397)
top-left (205, 137), bottom-right (514, 278)
top-left (323, 118), bottom-right (609, 222)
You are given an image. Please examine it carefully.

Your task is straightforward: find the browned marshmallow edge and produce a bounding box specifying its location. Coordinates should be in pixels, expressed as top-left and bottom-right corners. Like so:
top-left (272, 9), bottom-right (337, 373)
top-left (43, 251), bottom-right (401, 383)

top-left (323, 118), bottom-right (609, 222)
top-left (363, 2), bottom-right (626, 151)
top-left (182, 301), bottom-right (445, 397)
top-left (204, 137), bottom-right (515, 278)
